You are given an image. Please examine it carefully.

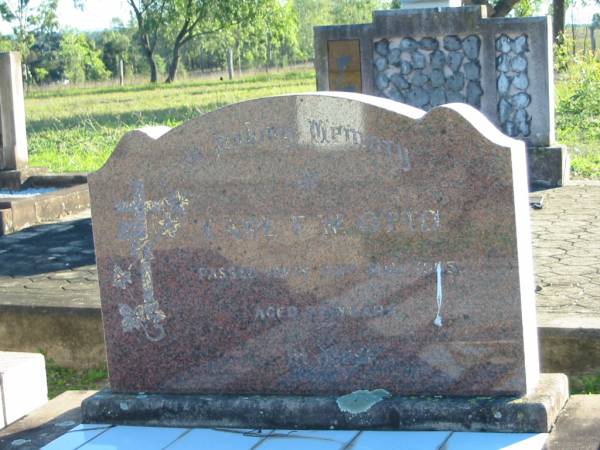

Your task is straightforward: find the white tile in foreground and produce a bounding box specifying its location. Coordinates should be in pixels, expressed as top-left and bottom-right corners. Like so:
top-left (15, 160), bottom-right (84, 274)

top-left (77, 425), bottom-right (188, 449)
top-left (445, 432), bottom-right (549, 450)
top-left (40, 426), bottom-right (551, 450)
top-left (351, 431), bottom-right (451, 450)
top-left (0, 351), bottom-right (47, 427)
top-left (165, 428), bottom-right (266, 449)
top-left (256, 429), bottom-right (359, 450)
top-left (41, 425), bottom-right (113, 450)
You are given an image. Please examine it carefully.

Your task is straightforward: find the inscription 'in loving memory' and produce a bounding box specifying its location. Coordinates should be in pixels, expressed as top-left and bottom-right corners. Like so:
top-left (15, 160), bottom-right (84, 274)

top-left (211, 119), bottom-right (411, 170)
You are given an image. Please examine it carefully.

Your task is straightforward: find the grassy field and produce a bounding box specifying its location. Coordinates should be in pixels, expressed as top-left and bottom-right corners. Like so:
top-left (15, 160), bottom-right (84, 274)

top-left (24, 67), bottom-right (600, 178)
top-left (25, 70), bottom-right (316, 172)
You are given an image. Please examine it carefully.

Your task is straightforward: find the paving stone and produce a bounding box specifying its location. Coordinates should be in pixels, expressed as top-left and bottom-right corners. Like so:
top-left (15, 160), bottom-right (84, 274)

top-left (47, 271), bottom-right (84, 280)
top-left (538, 275), bottom-right (591, 286)
top-left (551, 265), bottom-right (598, 276)
top-left (574, 234), bottom-right (600, 242)
top-left (533, 256), bottom-right (558, 266)
top-left (22, 280), bottom-right (64, 290)
top-left (573, 240), bottom-right (600, 249)
top-left (558, 257), bottom-right (600, 266)
top-left (543, 233), bottom-right (578, 241)
top-left (534, 240), bottom-right (573, 249)
top-left (532, 248), bottom-right (566, 258)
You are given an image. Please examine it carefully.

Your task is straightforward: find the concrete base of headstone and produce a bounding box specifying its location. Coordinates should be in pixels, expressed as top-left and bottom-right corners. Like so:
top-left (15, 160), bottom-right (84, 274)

top-left (82, 373), bottom-right (568, 433)
top-left (0, 352), bottom-right (48, 429)
top-left (527, 145), bottom-right (570, 190)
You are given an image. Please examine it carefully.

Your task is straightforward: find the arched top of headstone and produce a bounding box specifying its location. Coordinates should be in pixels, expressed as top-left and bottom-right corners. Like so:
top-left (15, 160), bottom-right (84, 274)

top-left (93, 92), bottom-right (520, 179)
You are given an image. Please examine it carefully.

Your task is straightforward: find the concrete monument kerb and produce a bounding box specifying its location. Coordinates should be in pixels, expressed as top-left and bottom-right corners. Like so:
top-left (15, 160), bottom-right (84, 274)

top-left (0, 51), bottom-right (28, 171)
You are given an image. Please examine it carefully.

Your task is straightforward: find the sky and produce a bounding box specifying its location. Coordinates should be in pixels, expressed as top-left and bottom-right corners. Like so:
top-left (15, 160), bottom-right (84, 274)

top-left (55, 0), bottom-right (600, 29)
top-left (0, 0), bottom-right (598, 35)
top-left (56, 0), bottom-right (131, 31)
top-left (56, 0), bottom-right (598, 30)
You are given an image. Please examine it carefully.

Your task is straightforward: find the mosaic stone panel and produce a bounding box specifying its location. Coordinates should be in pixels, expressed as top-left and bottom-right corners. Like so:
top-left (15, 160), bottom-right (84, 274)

top-left (496, 33), bottom-right (531, 137)
top-left (372, 35), bottom-right (483, 110)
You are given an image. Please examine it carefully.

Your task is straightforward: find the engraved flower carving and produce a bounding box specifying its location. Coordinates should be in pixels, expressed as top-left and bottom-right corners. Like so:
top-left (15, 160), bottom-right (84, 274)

top-left (112, 265), bottom-right (132, 289)
top-left (118, 303), bottom-right (166, 335)
top-left (119, 304), bottom-right (143, 332)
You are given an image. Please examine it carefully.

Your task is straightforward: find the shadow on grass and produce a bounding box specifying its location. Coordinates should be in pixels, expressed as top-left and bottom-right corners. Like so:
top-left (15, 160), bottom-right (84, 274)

top-left (26, 102), bottom-right (234, 134)
top-left (0, 218), bottom-right (95, 276)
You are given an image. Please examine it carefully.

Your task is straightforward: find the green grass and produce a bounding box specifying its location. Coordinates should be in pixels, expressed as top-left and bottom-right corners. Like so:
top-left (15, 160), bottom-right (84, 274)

top-left (46, 358), bottom-right (108, 399)
top-left (570, 373), bottom-right (600, 395)
top-left (25, 70), bottom-right (316, 172)
top-left (24, 66), bottom-right (600, 177)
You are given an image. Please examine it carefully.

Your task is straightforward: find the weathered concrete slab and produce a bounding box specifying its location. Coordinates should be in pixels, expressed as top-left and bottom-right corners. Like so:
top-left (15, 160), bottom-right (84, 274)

top-left (81, 374), bottom-right (568, 433)
top-left (546, 394), bottom-right (600, 450)
top-left (0, 52), bottom-right (28, 171)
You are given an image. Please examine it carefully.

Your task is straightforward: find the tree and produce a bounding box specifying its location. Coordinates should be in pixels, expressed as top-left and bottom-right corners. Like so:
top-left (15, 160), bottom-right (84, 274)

top-left (461, 0), bottom-right (523, 17)
top-left (126, 0), bottom-right (167, 82)
top-left (512, 0), bottom-right (544, 16)
top-left (0, 0), bottom-right (59, 81)
top-left (58, 32), bottom-right (110, 83)
top-left (215, 0), bottom-right (299, 71)
top-left (552, 0), bottom-right (566, 43)
top-left (289, 0), bottom-right (388, 61)
top-left (162, 0), bottom-right (271, 83)
top-left (288, 0), bottom-right (332, 60)
top-left (330, 0), bottom-right (383, 24)
top-left (98, 29), bottom-right (133, 77)
top-left (592, 12), bottom-right (600, 53)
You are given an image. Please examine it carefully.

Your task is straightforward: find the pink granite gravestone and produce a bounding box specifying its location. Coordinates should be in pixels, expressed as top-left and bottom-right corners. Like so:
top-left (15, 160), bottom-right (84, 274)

top-left (89, 92), bottom-right (539, 397)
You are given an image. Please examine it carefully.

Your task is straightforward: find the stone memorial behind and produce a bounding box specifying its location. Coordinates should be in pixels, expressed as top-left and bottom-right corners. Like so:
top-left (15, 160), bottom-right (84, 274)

top-left (314, 7), bottom-right (553, 147)
top-left (83, 92), bottom-right (567, 431)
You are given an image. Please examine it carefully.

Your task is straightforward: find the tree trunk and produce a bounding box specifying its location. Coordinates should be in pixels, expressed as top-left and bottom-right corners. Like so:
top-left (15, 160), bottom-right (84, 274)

top-left (165, 43), bottom-right (182, 83)
top-left (142, 45), bottom-right (158, 83)
top-left (491, 0), bottom-right (520, 17)
top-left (592, 27), bottom-right (597, 54)
top-left (553, 0), bottom-right (565, 44)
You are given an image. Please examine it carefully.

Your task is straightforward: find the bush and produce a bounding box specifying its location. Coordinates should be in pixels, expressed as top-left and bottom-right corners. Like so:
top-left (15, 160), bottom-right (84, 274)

top-left (59, 32), bottom-right (111, 84)
top-left (555, 38), bottom-right (600, 145)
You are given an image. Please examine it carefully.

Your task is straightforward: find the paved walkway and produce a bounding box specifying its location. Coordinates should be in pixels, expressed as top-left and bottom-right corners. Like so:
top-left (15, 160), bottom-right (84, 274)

top-left (0, 210), bottom-right (98, 308)
top-left (532, 182), bottom-right (600, 327)
top-left (1, 182), bottom-right (599, 322)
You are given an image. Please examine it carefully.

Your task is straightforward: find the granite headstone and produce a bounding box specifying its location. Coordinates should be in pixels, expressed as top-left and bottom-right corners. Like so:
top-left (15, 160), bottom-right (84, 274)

top-left (89, 92), bottom-right (539, 398)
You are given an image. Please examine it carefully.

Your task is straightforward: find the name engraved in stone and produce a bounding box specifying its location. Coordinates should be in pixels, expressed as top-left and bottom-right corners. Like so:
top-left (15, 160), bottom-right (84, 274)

top-left (308, 118), bottom-right (411, 171)
top-left (199, 208), bottom-right (440, 242)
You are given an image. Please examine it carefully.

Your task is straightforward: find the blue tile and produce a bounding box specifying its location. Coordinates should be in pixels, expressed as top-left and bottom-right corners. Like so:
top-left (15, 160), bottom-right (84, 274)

top-left (165, 428), bottom-right (267, 449)
top-left (256, 429), bottom-right (357, 450)
top-left (351, 431), bottom-right (451, 450)
top-left (41, 425), bottom-right (112, 450)
top-left (77, 425), bottom-right (188, 449)
top-left (446, 432), bottom-right (549, 450)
